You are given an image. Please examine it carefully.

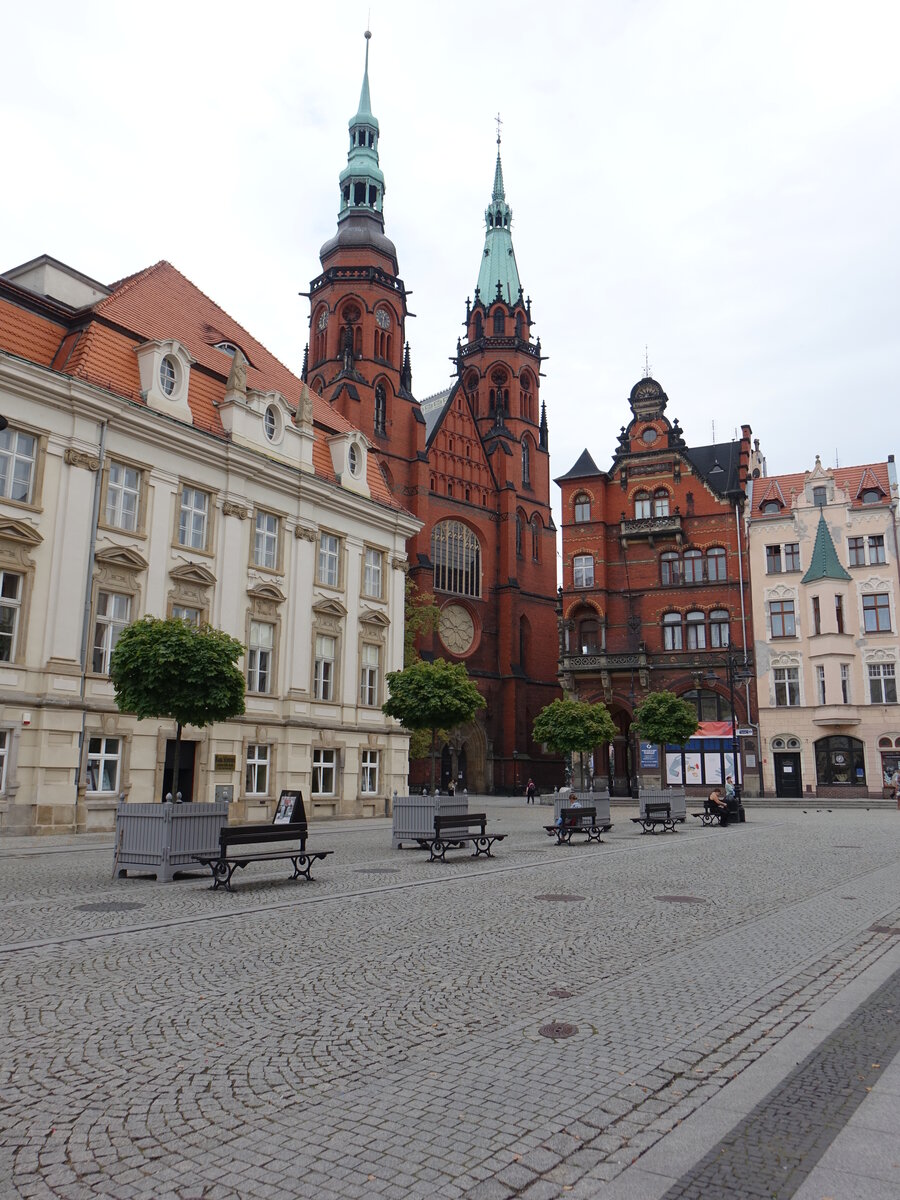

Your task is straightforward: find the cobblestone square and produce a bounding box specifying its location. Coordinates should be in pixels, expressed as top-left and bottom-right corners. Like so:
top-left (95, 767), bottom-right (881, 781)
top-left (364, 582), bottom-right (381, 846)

top-left (2, 801), bottom-right (899, 1198)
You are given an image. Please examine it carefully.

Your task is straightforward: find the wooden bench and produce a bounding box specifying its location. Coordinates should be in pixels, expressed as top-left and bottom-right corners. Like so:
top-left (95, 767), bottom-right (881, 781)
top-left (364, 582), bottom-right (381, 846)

top-left (544, 806), bottom-right (610, 845)
top-left (193, 791), bottom-right (333, 891)
top-left (425, 813), bottom-right (507, 862)
top-left (631, 801), bottom-right (677, 834)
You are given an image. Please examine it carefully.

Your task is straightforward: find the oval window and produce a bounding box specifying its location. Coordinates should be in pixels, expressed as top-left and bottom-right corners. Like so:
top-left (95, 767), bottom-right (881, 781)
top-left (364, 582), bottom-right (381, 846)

top-left (159, 356), bottom-right (177, 396)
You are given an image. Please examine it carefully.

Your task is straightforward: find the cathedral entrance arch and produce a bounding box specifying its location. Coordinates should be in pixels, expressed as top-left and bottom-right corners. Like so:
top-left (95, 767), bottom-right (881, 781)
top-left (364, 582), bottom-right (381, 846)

top-left (439, 720), bottom-right (488, 794)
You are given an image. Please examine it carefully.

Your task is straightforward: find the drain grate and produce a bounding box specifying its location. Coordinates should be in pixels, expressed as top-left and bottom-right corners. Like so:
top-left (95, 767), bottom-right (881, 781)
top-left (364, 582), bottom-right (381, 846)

top-left (549, 989), bottom-right (575, 998)
top-left (834, 845), bottom-right (862, 849)
top-left (655, 895), bottom-right (706, 904)
top-left (77, 901), bottom-right (145, 913)
top-left (539, 1021), bottom-right (578, 1040)
top-left (536, 894), bottom-right (585, 903)
top-left (869, 925), bottom-right (900, 936)
top-left (353, 868), bottom-right (400, 874)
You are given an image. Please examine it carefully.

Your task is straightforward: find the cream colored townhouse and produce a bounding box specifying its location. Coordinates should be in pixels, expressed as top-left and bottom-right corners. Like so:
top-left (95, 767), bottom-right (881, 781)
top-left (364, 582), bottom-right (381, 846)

top-left (747, 456), bottom-right (900, 799)
top-left (0, 256), bottom-right (420, 833)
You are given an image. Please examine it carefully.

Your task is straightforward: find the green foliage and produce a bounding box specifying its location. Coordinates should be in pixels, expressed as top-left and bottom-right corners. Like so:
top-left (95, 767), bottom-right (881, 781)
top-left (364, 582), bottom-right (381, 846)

top-left (532, 698), bottom-right (616, 757)
top-left (632, 690), bottom-right (699, 747)
top-left (383, 658), bottom-right (485, 790)
top-left (109, 617), bottom-right (246, 729)
top-left (403, 578), bottom-right (440, 666)
top-left (383, 658), bottom-right (484, 734)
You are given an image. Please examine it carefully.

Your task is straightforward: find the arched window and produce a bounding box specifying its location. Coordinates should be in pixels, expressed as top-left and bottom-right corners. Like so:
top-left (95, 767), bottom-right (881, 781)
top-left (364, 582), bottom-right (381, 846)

top-left (710, 609), bottom-right (730, 647)
top-left (522, 437), bottom-right (531, 486)
top-left (431, 521), bottom-right (482, 598)
top-left (661, 552), bottom-right (681, 585)
top-left (374, 384), bottom-right (386, 435)
top-left (574, 494), bottom-right (591, 523)
top-left (515, 513), bottom-right (523, 557)
top-left (634, 491), bottom-right (651, 519)
top-left (465, 371), bottom-right (480, 415)
top-left (520, 369), bottom-right (533, 420)
top-left (683, 550), bottom-right (703, 583)
top-left (473, 313), bottom-right (483, 340)
top-left (761, 500), bottom-right (782, 514)
top-left (686, 611), bottom-right (706, 650)
top-left (577, 613), bottom-right (602, 654)
top-left (531, 515), bottom-right (541, 561)
top-left (653, 489), bottom-right (670, 517)
top-left (707, 547), bottom-right (727, 581)
top-left (313, 306), bottom-right (328, 363)
top-left (493, 309), bottom-right (505, 336)
top-left (815, 735), bottom-right (866, 786)
top-left (519, 615), bottom-right (530, 669)
top-left (515, 312), bottom-right (524, 340)
top-left (682, 688), bottom-right (728, 721)
top-left (662, 613), bottom-right (683, 650)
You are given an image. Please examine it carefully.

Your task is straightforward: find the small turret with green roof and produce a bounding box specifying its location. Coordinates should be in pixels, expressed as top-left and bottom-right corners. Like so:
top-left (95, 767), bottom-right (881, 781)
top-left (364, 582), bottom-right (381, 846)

top-left (802, 510), bottom-right (852, 583)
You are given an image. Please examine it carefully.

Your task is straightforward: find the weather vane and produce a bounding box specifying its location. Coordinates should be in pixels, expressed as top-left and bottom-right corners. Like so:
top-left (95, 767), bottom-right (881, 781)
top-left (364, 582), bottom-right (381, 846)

top-left (495, 112), bottom-right (503, 146)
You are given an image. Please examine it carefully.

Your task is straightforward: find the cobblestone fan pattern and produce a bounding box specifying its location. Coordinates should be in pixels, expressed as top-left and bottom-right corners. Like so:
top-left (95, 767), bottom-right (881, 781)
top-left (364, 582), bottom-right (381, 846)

top-left (660, 961), bottom-right (900, 1199)
top-left (2, 806), bottom-right (900, 1198)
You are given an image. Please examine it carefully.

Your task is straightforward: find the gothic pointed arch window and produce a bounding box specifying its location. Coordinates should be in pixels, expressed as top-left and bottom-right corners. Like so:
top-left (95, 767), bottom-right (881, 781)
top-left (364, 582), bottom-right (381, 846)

top-left (313, 306), bottom-right (328, 364)
top-left (515, 512), bottom-right (523, 558)
top-left (653, 488), bottom-right (670, 517)
top-left (531, 514), bottom-right (541, 561)
top-left (521, 437), bottom-right (531, 487)
top-left (341, 302), bottom-right (362, 361)
top-left (473, 312), bottom-right (483, 341)
top-left (431, 521), bottom-right (482, 598)
top-left (493, 309), bottom-right (505, 336)
top-left (465, 371), bottom-right (480, 415)
top-left (490, 367), bottom-right (509, 414)
top-left (374, 383), bottom-right (387, 436)
top-left (515, 312), bottom-right (524, 341)
top-left (520, 369), bottom-right (534, 421)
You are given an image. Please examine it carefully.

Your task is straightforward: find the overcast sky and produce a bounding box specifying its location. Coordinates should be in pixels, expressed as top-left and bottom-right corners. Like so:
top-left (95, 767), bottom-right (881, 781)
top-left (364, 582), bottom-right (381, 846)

top-left (4, 1), bottom-right (898, 510)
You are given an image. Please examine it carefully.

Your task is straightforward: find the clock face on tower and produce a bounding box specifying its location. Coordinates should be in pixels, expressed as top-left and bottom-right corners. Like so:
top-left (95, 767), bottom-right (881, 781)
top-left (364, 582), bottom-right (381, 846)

top-left (439, 604), bottom-right (475, 655)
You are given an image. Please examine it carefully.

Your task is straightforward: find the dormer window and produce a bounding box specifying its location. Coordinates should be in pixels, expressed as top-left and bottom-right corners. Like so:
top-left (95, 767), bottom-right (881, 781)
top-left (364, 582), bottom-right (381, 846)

top-left (264, 405), bottom-right (279, 442)
top-left (861, 489), bottom-right (882, 504)
top-left (348, 444), bottom-right (360, 477)
top-left (134, 339), bottom-right (193, 424)
top-left (813, 486), bottom-right (827, 506)
top-left (214, 341), bottom-right (239, 357)
top-left (761, 500), bottom-right (782, 514)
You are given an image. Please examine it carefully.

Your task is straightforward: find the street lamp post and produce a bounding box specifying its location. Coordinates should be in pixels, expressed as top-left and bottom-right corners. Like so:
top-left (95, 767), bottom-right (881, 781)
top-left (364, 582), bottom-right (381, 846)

top-left (512, 748), bottom-right (519, 795)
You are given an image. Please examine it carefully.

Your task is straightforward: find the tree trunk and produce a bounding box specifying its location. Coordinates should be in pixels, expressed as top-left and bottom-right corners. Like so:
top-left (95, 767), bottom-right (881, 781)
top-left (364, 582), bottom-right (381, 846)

top-left (170, 722), bottom-right (183, 802)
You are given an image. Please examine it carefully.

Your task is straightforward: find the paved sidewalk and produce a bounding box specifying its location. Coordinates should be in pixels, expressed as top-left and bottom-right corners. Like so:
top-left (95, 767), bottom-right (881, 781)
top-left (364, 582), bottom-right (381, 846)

top-left (2, 801), bottom-right (900, 1198)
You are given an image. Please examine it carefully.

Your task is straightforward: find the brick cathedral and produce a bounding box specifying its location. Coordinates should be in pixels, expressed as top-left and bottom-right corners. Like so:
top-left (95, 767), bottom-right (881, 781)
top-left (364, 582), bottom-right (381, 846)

top-left (302, 35), bottom-right (560, 792)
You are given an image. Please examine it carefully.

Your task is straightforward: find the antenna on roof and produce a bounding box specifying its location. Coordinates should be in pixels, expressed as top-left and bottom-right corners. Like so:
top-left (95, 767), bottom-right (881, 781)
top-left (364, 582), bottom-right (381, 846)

top-left (644, 345), bottom-right (651, 378)
top-left (711, 419), bottom-right (716, 443)
top-left (835, 448), bottom-right (839, 467)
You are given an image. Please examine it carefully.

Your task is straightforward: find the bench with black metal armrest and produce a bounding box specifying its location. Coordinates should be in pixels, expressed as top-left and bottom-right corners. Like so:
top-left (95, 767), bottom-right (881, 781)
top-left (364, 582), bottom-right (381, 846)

top-left (543, 806), bottom-right (610, 845)
top-left (192, 791), bottom-right (333, 891)
top-left (631, 801), bottom-right (677, 834)
top-left (425, 813), bottom-right (507, 863)
top-left (692, 796), bottom-right (746, 827)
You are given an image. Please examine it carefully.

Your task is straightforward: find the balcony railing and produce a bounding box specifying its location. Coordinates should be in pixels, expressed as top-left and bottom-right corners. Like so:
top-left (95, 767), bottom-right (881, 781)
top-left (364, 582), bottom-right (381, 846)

top-left (620, 514), bottom-right (682, 540)
top-left (560, 651), bottom-right (647, 672)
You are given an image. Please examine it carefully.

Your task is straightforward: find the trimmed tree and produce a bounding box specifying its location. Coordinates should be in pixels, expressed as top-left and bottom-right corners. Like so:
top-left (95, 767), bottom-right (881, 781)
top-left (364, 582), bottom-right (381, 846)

top-left (532, 698), bottom-right (616, 791)
top-left (632, 691), bottom-right (699, 778)
top-left (109, 617), bottom-right (246, 801)
top-left (383, 658), bottom-right (485, 792)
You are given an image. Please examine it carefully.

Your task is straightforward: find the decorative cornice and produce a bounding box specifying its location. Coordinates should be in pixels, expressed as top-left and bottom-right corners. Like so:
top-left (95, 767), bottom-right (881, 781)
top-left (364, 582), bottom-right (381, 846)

top-left (170, 561), bottom-right (217, 587)
top-left (222, 501), bottom-right (249, 520)
top-left (247, 581), bottom-right (286, 605)
top-left (295, 525), bottom-right (318, 542)
top-left (64, 447), bottom-right (100, 472)
top-left (391, 556), bottom-right (409, 573)
top-left (94, 545), bottom-right (149, 573)
top-left (0, 517), bottom-right (43, 548)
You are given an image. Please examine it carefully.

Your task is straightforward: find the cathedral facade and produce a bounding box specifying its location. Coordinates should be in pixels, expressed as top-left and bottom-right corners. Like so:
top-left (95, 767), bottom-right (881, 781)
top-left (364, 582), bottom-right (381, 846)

top-left (303, 38), bottom-right (561, 792)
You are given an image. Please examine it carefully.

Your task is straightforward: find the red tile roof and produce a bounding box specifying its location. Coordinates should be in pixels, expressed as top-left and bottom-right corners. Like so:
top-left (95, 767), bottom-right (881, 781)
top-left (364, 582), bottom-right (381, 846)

top-left (1, 260), bottom-right (402, 511)
top-left (751, 463), bottom-right (892, 516)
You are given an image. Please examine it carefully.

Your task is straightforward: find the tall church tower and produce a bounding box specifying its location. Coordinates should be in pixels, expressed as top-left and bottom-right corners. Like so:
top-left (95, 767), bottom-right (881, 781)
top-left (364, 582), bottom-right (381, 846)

top-left (303, 32), bottom-right (424, 488)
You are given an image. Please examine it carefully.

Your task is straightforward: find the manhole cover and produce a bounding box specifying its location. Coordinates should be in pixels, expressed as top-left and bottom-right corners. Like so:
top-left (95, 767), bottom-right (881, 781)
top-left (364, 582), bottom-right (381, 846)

top-left (834, 845), bottom-right (861, 849)
top-left (549, 989), bottom-right (575, 998)
top-left (536, 894), bottom-right (585, 903)
top-left (841, 896), bottom-right (858, 900)
top-left (353, 868), bottom-right (400, 874)
top-left (870, 925), bottom-right (900, 936)
top-left (655, 895), bottom-right (706, 904)
top-left (539, 1021), bottom-right (578, 1040)
top-left (76, 902), bottom-right (145, 913)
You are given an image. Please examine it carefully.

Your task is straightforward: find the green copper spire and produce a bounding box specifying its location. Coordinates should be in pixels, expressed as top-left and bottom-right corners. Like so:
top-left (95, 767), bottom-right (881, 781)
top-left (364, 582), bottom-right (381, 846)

top-left (476, 130), bottom-right (521, 305)
top-left (338, 30), bottom-right (384, 222)
top-left (802, 511), bottom-right (852, 583)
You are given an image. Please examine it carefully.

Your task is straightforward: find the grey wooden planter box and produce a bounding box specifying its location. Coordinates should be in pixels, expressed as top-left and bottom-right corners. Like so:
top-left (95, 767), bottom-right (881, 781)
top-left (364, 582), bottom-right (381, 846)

top-left (639, 787), bottom-right (687, 822)
top-left (555, 791), bottom-right (612, 826)
top-left (392, 793), bottom-right (469, 848)
top-left (114, 801), bottom-right (228, 882)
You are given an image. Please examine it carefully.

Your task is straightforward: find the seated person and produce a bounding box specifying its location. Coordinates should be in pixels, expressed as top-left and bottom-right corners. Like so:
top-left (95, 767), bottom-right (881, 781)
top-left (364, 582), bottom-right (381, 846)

top-left (707, 787), bottom-right (729, 822)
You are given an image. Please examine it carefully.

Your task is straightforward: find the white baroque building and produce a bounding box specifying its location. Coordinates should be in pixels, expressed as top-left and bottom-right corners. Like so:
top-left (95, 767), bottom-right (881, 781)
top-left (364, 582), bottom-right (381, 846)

top-left (748, 456), bottom-right (900, 799)
top-left (0, 256), bottom-right (420, 833)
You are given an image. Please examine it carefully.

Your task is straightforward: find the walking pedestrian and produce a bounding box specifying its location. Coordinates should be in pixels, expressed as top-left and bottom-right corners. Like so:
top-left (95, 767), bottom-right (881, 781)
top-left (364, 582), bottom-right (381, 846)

top-left (525, 777), bottom-right (537, 804)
